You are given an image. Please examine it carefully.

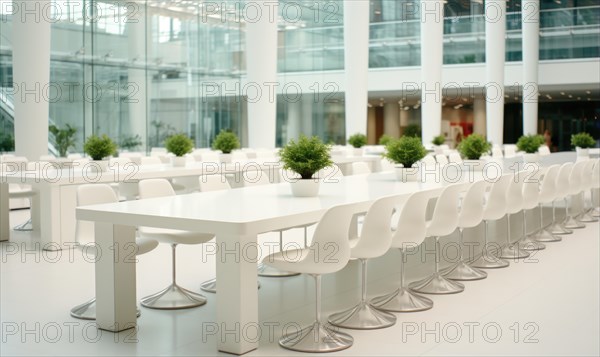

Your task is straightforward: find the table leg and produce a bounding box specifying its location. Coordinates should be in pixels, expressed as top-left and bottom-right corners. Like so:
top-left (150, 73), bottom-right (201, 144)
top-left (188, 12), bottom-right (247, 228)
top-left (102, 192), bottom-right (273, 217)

top-left (94, 222), bottom-right (137, 332)
top-left (39, 185), bottom-right (62, 251)
top-left (215, 233), bottom-right (259, 355)
top-left (0, 182), bottom-right (9, 241)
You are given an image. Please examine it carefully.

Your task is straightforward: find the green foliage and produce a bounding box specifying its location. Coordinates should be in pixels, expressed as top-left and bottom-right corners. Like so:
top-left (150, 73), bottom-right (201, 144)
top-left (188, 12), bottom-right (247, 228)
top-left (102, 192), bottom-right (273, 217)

top-left (0, 132), bottom-right (14, 152)
top-left (83, 134), bottom-right (117, 161)
top-left (212, 130), bottom-right (240, 154)
top-left (279, 135), bottom-right (333, 180)
top-left (432, 135), bottom-right (445, 146)
top-left (378, 134), bottom-right (394, 146)
top-left (516, 134), bottom-right (544, 153)
top-left (403, 124), bottom-right (421, 138)
top-left (384, 136), bottom-right (427, 168)
top-left (120, 134), bottom-right (143, 151)
top-left (571, 132), bottom-right (596, 149)
top-left (49, 124), bottom-right (77, 157)
top-left (164, 133), bottom-right (193, 157)
top-left (348, 133), bottom-right (367, 148)
top-left (458, 134), bottom-right (491, 160)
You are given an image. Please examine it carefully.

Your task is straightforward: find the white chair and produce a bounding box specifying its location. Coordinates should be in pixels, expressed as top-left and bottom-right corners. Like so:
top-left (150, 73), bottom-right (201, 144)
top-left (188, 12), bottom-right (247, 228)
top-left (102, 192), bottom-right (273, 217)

top-left (199, 151), bottom-right (221, 163)
top-left (435, 154), bottom-right (449, 165)
top-left (371, 191), bottom-right (434, 312)
top-left (70, 184), bottom-right (158, 320)
top-left (504, 145), bottom-right (517, 158)
top-left (231, 151), bottom-right (248, 163)
top-left (587, 160), bottom-right (600, 218)
top-left (380, 158), bottom-right (395, 171)
top-left (328, 196), bottom-right (398, 329)
top-left (67, 153), bottom-right (83, 160)
top-left (137, 179), bottom-right (214, 309)
top-left (420, 155), bottom-right (436, 167)
top-left (442, 180), bottom-right (489, 281)
top-left (140, 156), bottom-right (162, 166)
top-left (578, 159), bottom-right (599, 222)
top-left (350, 161), bottom-right (371, 175)
top-left (471, 174), bottom-right (513, 269)
top-left (549, 163), bottom-right (574, 235)
top-left (499, 172), bottom-right (531, 260)
top-left (492, 146), bottom-right (503, 159)
top-left (517, 168), bottom-right (546, 251)
top-left (314, 164), bottom-right (344, 180)
top-left (563, 160), bottom-right (588, 229)
top-left (262, 204), bottom-right (356, 353)
top-left (409, 183), bottom-right (465, 294)
top-left (2, 158), bottom-right (35, 231)
top-left (448, 152), bottom-right (463, 164)
top-left (538, 145), bottom-right (551, 156)
top-left (109, 157), bottom-right (139, 200)
top-left (532, 165), bottom-right (562, 242)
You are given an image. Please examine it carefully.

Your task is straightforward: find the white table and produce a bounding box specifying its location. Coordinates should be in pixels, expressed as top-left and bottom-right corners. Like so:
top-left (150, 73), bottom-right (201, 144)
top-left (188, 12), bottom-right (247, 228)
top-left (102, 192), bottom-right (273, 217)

top-left (76, 172), bottom-right (458, 354)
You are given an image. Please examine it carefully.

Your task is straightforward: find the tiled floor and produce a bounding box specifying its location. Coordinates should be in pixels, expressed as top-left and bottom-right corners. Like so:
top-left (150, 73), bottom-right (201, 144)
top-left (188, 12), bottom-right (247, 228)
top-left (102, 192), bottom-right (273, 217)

top-left (1, 208), bottom-right (599, 356)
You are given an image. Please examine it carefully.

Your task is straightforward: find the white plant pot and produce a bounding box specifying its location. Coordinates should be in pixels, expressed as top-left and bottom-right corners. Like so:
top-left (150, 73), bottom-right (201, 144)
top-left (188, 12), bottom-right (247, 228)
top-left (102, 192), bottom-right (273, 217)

top-left (88, 160), bottom-right (108, 173)
top-left (394, 165), bottom-right (420, 182)
top-left (463, 159), bottom-right (485, 171)
top-left (576, 147), bottom-right (589, 158)
top-left (353, 148), bottom-right (363, 156)
top-left (220, 153), bottom-right (232, 163)
top-left (522, 153), bottom-right (539, 163)
top-left (290, 179), bottom-right (320, 197)
top-left (171, 156), bottom-right (187, 167)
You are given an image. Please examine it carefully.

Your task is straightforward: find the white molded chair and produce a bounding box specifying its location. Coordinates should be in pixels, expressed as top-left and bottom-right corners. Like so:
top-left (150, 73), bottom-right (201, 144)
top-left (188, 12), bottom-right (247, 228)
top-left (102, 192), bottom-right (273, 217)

top-left (533, 165), bottom-right (562, 242)
top-left (504, 145), bottom-right (517, 158)
top-left (563, 160), bottom-right (588, 229)
top-left (549, 163), bottom-right (574, 235)
top-left (492, 147), bottom-right (503, 158)
top-left (3, 158), bottom-right (36, 231)
top-left (421, 155), bottom-right (436, 168)
top-left (442, 180), bottom-right (489, 281)
top-left (70, 184), bottom-right (158, 320)
top-left (471, 174), bottom-right (513, 269)
top-left (137, 179), bottom-right (214, 309)
top-left (140, 156), bottom-right (162, 166)
top-left (538, 145), bottom-right (551, 156)
top-left (328, 196), bottom-right (398, 329)
top-left (380, 158), bottom-right (395, 171)
top-left (371, 191), bottom-right (434, 312)
top-left (499, 172), bottom-right (531, 259)
top-left (591, 160), bottom-right (600, 217)
top-left (351, 161), bottom-right (371, 175)
top-left (263, 204), bottom-right (356, 353)
top-left (448, 152), bottom-right (463, 164)
top-left (409, 183), bottom-right (466, 294)
top-left (517, 167), bottom-right (546, 251)
top-left (578, 159), bottom-right (599, 222)
top-left (435, 154), bottom-right (449, 165)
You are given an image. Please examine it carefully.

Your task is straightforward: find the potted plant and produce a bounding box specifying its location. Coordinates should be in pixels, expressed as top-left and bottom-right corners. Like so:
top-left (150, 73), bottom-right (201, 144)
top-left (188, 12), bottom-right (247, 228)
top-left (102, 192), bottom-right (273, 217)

top-left (571, 132), bottom-right (596, 157)
top-left (212, 130), bottom-right (240, 163)
top-left (164, 133), bottom-right (193, 167)
top-left (83, 134), bottom-right (117, 172)
top-left (457, 134), bottom-right (491, 171)
top-left (378, 134), bottom-right (393, 146)
top-left (119, 134), bottom-right (143, 152)
top-left (432, 135), bottom-right (445, 146)
top-left (0, 133), bottom-right (14, 153)
top-left (384, 136), bottom-right (426, 182)
top-left (348, 133), bottom-right (367, 156)
top-left (279, 135), bottom-right (333, 197)
top-left (516, 134), bottom-right (544, 162)
top-left (402, 124), bottom-right (421, 138)
top-left (49, 124), bottom-right (77, 158)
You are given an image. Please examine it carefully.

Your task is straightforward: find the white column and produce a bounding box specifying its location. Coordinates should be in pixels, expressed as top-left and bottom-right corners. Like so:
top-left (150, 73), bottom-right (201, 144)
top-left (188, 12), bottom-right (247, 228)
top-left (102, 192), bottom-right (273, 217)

top-left (343, 0), bottom-right (370, 140)
top-left (383, 102), bottom-right (400, 138)
top-left (485, 0), bottom-right (506, 145)
top-left (245, 0), bottom-right (278, 149)
top-left (12, 0), bottom-right (51, 160)
top-left (522, 0), bottom-right (540, 135)
top-left (473, 96), bottom-right (487, 136)
top-left (420, 0), bottom-right (444, 145)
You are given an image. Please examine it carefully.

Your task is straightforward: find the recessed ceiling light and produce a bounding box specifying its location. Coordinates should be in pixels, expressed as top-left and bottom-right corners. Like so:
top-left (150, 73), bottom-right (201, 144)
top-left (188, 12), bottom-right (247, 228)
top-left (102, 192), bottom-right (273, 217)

top-left (586, 91), bottom-right (591, 94)
top-left (560, 92), bottom-right (565, 95)
top-left (568, 94), bottom-right (573, 98)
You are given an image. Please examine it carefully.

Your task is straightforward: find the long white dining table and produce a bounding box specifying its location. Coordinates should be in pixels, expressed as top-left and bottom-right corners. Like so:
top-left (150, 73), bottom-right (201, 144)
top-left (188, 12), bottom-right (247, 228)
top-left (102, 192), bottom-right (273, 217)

top-left (75, 170), bottom-right (477, 355)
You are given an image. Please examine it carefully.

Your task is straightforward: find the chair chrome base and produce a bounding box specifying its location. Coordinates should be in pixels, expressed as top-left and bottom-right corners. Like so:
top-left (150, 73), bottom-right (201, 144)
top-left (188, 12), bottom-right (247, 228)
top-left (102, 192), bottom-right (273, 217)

top-left (70, 298), bottom-right (141, 320)
top-left (200, 278), bottom-right (261, 293)
top-left (328, 302), bottom-right (396, 330)
top-left (257, 263), bottom-right (301, 278)
top-left (499, 244), bottom-right (531, 260)
top-left (279, 322), bottom-right (353, 353)
top-left (591, 207), bottom-right (600, 218)
top-left (563, 216), bottom-right (585, 229)
top-left (549, 221), bottom-right (573, 235)
top-left (370, 288), bottom-right (433, 312)
top-left (577, 211), bottom-right (599, 222)
top-left (470, 253), bottom-right (510, 269)
top-left (409, 273), bottom-right (465, 295)
top-left (535, 228), bottom-right (562, 242)
top-left (141, 283), bottom-right (206, 310)
top-left (441, 261), bottom-right (488, 281)
top-left (518, 234), bottom-right (546, 250)
top-left (13, 218), bottom-right (33, 231)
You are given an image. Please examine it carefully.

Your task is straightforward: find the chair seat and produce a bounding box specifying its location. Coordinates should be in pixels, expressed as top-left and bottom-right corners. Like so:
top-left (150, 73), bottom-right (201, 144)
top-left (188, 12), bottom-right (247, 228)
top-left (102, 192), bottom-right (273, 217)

top-left (137, 237), bottom-right (160, 255)
top-left (140, 227), bottom-right (214, 245)
top-left (263, 248), bottom-right (335, 275)
top-left (9, 188), bottom-right (35, 199)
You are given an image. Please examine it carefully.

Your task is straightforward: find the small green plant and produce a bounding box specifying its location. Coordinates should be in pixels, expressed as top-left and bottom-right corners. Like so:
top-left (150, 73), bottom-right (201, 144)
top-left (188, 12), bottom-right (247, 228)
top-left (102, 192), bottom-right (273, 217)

top-left (378, 134), bottom-right (393, 146)
top-left (403, 124), bottom-right (421, 138)
top-left (458, 134), bottom-right (491, 160)
top-left (212, 130), bottom-right (240, 154)
top-left (120, 134), bottom-right (143, 151)
top-left (432, 135), bottom-right (445, 146)
top-left (516, 134), bottom-right (544, 153)
top-left (571, 132), bottom-right (596, 149)
top-left (164, 133), bottom-right (193, 157)
top-left (384, 136), bottom-right (427, 168)
top-left (83, 134), bottom-right (117, 161)
top-left (348, 133), bottom-right (367, 148)
top-left (49, 124), bottom-right (77, 157)
top-left (0, 132), bottom-right (14, 152)
top-left (279, 135), bottom-right (333, 179)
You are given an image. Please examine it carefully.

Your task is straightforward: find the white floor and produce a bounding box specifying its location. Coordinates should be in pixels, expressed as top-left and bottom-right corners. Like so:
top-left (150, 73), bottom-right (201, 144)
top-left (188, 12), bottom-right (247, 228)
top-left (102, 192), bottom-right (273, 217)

top-left (1, 208), bottom-right (599, 356)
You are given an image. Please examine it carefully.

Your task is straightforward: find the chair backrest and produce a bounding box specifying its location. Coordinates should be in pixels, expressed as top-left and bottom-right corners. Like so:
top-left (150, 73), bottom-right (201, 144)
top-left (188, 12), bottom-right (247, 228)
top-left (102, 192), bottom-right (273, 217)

top-left (315, 164), bottom-right (343, 180)
top-left (538, 145), bottom-right (551, 156)
top-left (569, 160), bottom-right (588, 194)
top-left (67, 153), bottom-right (83, 160)
top-left (581, 160), bottom-right (596, 190)
top-left (522, 168), bottom-right (542, 210)
top-left (390, 191), bottom-right (431, 249)
top-left (140, 156), bottom-right (162, 166)
top-left (308, 204), bottom-right (356, 274)
top-left (448, 152), bottom-right (463, 164)
top-left (506, 171), bottom-right (525, 214)
top-left (380, 158), bottom-right (395, 171)
top-left (138, 178), bottom-right (175, 199)
top-left (198, 175), bottom-right (231, 192)
top-left (231, 151), bottom-right (248, 163)
top-left (426, 183), bottom-right (463, 237)
top-left (421, 155), bottom-right (436, 167)
top-left (109, 157), bottom-right (133, 168)
top-left (242, 170), bottom-right (271, 187)
top-left (200, 151), bottom-right (221, 163)
top-left (504, 145), bottom-right (517, 158)
top-left (351, 195), bottom-right (398, 258)
top-left (538, 165), bottom-right (560, 203)
top-left (458, 180), bottom-right (488, 229)
top-left (592, 160), bottom-right (600, 189)
top-left (435, 154), bottom-right (449, 165)
top-left (482, 174), bottom-right (512, 221)
top-left (351, 162), bottom-right (371, 175)
top-left (555, 162), bottom-right (574, 199)
top-left (492, 147), bottom-right (503, 158)
top-left (76, 184), bottom-right (119, 245)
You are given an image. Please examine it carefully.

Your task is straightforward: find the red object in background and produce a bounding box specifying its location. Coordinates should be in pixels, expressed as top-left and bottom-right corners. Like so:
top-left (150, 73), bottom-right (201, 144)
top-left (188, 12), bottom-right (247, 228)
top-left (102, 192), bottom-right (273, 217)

top-left (451, 122), bottom-right (473, 137)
